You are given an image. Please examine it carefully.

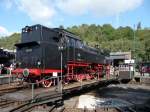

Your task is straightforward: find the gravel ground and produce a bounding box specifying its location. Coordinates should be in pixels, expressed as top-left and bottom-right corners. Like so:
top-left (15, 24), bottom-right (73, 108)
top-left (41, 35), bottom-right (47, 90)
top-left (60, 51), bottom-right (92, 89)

top-left (64, 84), bottom-right (150, 112)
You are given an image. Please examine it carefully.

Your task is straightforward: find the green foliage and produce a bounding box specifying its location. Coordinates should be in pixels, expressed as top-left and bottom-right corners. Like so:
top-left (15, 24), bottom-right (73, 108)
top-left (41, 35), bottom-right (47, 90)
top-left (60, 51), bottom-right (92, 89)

top-left (143, 37), bottom-right (150, 61)
top-left (0, 33), bottom-right (21, 50)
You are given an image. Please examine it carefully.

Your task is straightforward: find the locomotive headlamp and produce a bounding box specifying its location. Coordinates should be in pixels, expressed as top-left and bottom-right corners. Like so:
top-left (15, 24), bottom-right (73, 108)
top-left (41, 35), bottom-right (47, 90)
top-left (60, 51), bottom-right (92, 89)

top-left (58, 36), bottom-right (67, 51)
top-left (19, 62), bottom-right (21, 66)
top-left (23, 69), bottom-right (29, 77)
top-left (58, 46), bottom-right (64, 51)
top-left (37, 61), bottom-right (41, 66)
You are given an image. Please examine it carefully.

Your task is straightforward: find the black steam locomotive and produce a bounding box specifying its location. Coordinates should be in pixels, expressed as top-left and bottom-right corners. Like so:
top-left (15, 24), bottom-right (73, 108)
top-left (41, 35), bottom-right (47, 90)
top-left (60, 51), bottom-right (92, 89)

top-left (0, 48), bottom-right (15, 74)
top-left (13, 24), bottom-right (109, 87)
top-left (0, 48), bottom-right (15, 66)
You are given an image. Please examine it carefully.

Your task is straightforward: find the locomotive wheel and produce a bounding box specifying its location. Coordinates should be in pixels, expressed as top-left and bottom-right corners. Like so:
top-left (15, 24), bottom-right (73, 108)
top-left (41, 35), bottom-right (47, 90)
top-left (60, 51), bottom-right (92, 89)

top-left (42, 80), bottom-right (52, 88)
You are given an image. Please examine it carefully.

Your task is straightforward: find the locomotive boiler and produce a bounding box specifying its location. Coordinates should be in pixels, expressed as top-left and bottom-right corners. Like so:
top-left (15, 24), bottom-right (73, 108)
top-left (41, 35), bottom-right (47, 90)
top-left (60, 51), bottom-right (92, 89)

top-left (13, 24), bottom-right (109, 87)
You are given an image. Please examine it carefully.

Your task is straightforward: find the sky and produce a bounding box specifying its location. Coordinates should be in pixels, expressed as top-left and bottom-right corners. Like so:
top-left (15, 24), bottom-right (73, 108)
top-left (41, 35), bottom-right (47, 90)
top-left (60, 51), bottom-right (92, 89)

top-left (0, 0), bottom-right (150, 37)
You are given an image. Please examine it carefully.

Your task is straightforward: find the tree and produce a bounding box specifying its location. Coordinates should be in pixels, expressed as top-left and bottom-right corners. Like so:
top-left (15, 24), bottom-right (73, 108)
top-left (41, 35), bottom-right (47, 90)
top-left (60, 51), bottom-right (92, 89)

top-left (0, 33), bottom-right (21, 49)
top-left (144, 38), bottom-right (150, 61)
top-left (101, 24), bottom-right (115, 40)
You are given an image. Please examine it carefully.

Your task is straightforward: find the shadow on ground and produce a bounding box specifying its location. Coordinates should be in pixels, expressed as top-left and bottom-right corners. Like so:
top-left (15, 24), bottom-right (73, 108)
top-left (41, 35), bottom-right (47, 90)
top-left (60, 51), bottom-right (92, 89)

top-left (94, 84), bottom-right (150, 112)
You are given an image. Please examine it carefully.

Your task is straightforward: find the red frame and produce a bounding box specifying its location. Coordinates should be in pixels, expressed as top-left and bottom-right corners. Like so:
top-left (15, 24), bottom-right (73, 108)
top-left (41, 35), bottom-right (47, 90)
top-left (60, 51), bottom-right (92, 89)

top-left (12, 61), bottom-right (111, 83)
top-left (12, 68), bottom-right (62, 76)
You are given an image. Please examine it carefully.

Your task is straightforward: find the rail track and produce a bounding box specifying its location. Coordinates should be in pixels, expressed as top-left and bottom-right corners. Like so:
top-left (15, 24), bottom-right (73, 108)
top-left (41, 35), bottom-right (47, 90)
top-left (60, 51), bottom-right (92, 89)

top-left (1, 79), bottom-right (149, 112)
top-left (0, 84), bottom-right (26, 96)
top-left (0, 79), bottom-right (121, 112)
top-left (8, 91), bottom-right (62, 112)
top-left (0, 98), bottom-right (28, 112)
top-left (116, 107), bottom-right (136, 112)
top-left (0, 99), bottom-right (15, 108)
top-left (0, 92), bottom-right (62, 112)
top-left (57, 107), bottom-right (120, 112)
top-left (0, 79), bottom-right (101, 112)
